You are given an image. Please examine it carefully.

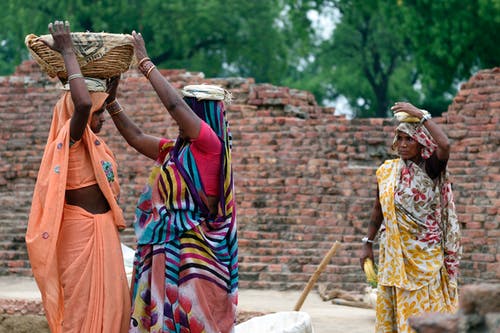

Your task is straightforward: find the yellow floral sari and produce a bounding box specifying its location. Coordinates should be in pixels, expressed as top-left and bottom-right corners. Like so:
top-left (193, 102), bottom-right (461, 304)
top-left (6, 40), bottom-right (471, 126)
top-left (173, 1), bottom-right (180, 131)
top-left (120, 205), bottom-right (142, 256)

top-left (375, 158), bottom-right (460, 333)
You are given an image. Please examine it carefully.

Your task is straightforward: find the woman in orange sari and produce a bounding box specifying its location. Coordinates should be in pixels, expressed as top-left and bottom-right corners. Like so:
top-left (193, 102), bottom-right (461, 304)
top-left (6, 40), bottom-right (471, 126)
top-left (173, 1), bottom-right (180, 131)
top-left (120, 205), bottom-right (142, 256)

top-left (25, 21), bottom-right (130, 333)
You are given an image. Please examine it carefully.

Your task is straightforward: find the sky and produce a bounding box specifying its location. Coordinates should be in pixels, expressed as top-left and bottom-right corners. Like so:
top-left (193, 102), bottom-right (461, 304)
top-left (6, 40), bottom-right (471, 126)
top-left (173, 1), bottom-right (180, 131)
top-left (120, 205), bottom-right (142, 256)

top-left (307, 7), bottom-right (354, 118)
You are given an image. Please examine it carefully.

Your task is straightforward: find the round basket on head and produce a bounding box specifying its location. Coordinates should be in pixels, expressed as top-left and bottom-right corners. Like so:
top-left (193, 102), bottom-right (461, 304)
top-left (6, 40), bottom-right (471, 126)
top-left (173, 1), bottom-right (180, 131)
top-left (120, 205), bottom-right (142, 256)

top-left (25, 32), bottom-right (135, 82)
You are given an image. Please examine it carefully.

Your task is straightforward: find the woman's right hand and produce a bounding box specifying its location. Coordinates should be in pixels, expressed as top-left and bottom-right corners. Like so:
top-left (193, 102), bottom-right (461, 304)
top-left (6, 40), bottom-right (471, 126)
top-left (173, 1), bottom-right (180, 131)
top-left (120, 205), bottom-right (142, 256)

top-left (360, 244), bottom-right (374, 271)
top-left (39, 20), bottom-right (74, 55)
top-left (131, 30), bottom-right (149, 62)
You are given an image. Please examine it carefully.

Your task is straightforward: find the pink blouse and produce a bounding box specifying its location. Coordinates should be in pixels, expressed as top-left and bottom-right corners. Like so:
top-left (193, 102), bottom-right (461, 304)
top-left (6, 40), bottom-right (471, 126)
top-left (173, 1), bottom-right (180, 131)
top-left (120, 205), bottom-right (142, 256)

top-left (158, 121), bottom-right (222, 196)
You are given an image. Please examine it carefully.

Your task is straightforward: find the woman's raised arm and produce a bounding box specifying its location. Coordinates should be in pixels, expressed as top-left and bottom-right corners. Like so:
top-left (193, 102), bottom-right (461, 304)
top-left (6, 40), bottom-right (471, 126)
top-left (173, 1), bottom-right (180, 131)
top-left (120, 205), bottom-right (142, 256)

top-left (40, 20), bottom-right (92, 141)
top-left (131, 30), bottom-right (201, 140)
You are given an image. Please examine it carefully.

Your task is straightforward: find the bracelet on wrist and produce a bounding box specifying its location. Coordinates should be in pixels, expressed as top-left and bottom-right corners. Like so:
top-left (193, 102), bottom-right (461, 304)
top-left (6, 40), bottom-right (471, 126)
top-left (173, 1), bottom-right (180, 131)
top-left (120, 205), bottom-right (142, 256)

top-left (362, 236), bottom-right (375, 244)
top-left (106, 99), bottom-right (116, 106)
top-left (420, 111), bottom-right (432, 124)
top-left (107, 100), bottom-right (122, 115)
top-left (146, 65), bottom-right (156, 79)
top-left (139, 60), bottom-right (156, 78)
top-left (138, 57), bottom-right (151, 67)
top-left (67, 73), bottom-right (84, 82)
top-left (109, 109), bottom-right (123, 117)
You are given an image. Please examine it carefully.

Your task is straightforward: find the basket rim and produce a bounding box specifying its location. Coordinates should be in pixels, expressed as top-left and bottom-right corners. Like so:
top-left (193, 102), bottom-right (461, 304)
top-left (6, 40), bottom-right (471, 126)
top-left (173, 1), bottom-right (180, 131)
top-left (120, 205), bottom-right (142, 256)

top-left (25, 33), bottom-right (135, 79)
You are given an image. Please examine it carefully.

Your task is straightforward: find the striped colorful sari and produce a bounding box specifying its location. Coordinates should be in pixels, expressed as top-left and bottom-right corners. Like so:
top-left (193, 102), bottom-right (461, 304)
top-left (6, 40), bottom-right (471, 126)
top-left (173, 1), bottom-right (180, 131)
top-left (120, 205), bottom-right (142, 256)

top-left (130, 97), bottom-right (237, 333)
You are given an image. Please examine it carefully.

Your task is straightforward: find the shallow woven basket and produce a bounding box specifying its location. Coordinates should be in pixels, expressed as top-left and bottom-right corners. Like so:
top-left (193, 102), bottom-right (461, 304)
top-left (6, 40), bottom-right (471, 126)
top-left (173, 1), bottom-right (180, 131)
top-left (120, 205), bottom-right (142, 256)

top-left (25, 32), bottom-right (134, 81)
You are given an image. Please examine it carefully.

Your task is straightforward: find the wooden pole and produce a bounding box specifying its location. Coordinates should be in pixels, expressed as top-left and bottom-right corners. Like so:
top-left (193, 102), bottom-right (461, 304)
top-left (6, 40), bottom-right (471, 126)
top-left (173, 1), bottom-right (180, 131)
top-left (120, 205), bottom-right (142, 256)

top-left (293, 241), bottom-right (340, 311)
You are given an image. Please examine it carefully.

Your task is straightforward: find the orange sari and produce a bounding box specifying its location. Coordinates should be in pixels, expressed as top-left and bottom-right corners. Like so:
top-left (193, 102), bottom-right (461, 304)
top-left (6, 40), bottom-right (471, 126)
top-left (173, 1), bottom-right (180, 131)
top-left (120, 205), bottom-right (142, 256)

top-left (26, 91), bottom-right (130, 332)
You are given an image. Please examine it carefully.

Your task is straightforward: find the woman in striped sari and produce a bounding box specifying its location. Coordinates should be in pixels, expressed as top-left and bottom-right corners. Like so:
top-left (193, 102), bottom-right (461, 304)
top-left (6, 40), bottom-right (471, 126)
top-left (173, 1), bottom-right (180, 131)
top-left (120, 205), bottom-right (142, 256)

top-left (360, 102), bottom-right (461, 333)
top-left (106, 31), bottom-right (237, 333)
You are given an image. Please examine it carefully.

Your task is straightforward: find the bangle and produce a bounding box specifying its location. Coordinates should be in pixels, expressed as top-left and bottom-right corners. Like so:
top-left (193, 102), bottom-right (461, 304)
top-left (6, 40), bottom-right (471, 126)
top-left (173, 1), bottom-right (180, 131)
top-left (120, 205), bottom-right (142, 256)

top-left (109, 109), bottom-right (123, 117)
top-left (362, 237), bottom-right (374, 244)
top-left (420, 112), bottom-right (432, 124)
top-left (107, 100), bottom-right (123, 115)
top-left (67, 73), bottom-right (84, 82)
top-left (138, 57), bottom-right (151, 67)
top-left (139, 60), bottom-right (155, 78)
top-left (146, 65), bottom-right (156, 79)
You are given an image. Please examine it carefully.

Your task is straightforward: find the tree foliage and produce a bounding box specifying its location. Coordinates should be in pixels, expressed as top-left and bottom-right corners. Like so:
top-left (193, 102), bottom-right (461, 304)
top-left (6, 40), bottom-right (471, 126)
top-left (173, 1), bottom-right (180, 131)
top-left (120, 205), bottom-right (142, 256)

top-left (295, 0), bottom-right (498, 117)
top-left (0, 0), bottom-right (299, 84)
top-left (1, 0), bottom-right (498, 118)
top-left (309, 0), bottom-right (417, 117)
top-left (399, 0), bottom-right (500, 112)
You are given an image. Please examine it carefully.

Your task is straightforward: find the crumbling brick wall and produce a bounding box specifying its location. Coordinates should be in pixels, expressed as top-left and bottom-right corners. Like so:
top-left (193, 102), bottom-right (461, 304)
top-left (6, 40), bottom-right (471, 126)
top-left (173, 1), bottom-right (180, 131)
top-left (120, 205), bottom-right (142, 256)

top-left (409, 284), bottom-right (500, 332)
top-left (0, 61), bottom-right (498, 292)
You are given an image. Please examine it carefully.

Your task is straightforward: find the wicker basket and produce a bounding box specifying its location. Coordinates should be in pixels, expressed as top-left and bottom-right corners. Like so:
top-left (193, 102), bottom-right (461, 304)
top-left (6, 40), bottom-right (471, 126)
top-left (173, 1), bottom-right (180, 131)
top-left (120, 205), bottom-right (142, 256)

top-left (25, 32), bottom-right (135, 81)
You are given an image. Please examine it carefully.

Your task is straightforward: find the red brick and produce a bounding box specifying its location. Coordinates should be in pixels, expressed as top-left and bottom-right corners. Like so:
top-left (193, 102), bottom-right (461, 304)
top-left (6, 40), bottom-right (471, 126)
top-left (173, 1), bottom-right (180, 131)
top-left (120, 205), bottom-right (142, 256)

top-left (1, 61), bottom-right (499, 293)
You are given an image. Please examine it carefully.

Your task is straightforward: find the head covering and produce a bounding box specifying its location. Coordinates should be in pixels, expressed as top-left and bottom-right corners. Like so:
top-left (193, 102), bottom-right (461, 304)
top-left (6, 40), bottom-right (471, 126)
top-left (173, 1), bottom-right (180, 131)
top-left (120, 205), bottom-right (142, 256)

top-left (181, 84), bottom-right (232, 104)
top-left (392, 122), bottom-right (438, 159)
top-left (61, 77), bottom-right (107, 92)
top-left (48, 91), bottom-right (108, 136)
top-left (394, 109), bottom-right (430, 123)
top-left (182, 85), bottom-right (234, 217)
top-left (26, 91), bottom-right (125, 330)
top-left (182, 84), bottom-right (232, 144)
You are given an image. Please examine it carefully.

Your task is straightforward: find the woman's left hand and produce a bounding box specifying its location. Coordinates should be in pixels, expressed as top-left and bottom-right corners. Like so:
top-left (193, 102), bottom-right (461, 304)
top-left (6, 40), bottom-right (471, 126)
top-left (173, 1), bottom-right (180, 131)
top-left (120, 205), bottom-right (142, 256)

top-left (39, 20), bottom-right (74, 55)
top-left (391, 102), bottom-right (424, 118)
top-left (131, 30), bottom-right (149, 63)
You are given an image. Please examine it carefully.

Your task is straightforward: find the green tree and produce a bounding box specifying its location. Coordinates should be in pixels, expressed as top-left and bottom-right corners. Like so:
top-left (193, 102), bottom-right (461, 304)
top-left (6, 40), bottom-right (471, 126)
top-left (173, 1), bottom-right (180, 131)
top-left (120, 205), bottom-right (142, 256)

top-left (137, 1), bottom-right (291, 83)
top-left (399, 0), bottom-right (500, 112)
top-left (2, 0), bottom-right (497, 118)
top-left (0, 0), bottom-right (144, 75)
top-left (304, 0), bottom-right (415, 117)
top-left (0, 0), bottom-right (302, 86)
top-left (295, 0), bottom-right (499, 117)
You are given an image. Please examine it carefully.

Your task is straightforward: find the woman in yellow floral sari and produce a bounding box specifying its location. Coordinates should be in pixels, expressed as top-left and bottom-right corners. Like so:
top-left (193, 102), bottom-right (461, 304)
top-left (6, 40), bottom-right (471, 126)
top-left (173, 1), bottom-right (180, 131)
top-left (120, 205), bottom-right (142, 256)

top-left (360, 102), bottom-right (461, 333)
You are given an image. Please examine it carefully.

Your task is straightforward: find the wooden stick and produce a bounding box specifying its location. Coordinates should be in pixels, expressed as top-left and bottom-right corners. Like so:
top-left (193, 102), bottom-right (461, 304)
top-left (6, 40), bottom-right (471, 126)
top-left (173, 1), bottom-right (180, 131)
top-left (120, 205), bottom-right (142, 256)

top-left (331, 298), bottom-right (374, 309)
top-left (293, 241), bottom-right (341, 311)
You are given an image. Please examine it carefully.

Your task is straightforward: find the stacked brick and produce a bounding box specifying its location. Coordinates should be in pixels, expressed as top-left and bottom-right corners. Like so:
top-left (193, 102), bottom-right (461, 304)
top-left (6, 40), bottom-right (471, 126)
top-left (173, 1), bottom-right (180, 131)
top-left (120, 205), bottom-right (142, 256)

top-left (0, 61), bottom-right (498, 293)
top-left (445, 68), bottom-right (500, 285)
top-left (409, 283), bottom-right (500, 332)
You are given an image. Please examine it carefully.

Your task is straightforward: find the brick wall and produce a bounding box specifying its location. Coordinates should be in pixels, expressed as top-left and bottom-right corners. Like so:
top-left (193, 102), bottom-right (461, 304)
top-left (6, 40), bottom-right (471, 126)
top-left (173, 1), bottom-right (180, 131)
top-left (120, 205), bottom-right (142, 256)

top-left (409, 284), bottom-right (500, 332)
top-left (0, 61), bottom-right (498, 292)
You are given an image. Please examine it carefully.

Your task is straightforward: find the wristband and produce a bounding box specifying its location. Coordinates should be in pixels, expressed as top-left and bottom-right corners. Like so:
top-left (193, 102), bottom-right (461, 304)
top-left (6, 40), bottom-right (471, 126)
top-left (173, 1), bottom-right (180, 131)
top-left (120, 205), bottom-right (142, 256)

top-left (362, 237), bottom-right (374, 244)
top-left (107, 100), bottom-right (123, 116)
top-left (420, 112), bottom-right (432, 124)
top-left (68, 73), bottom-right (84, 82)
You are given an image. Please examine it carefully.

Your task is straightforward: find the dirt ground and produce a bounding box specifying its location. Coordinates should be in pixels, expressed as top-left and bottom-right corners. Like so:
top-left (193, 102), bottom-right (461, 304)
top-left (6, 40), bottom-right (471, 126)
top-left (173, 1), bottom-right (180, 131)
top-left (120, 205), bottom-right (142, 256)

top-left (0, 311), bottom-right (265, 333)
top-left (0, 277), bottom-right (376, 333)
top-left (0, 315), bottom-right (49, 333)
